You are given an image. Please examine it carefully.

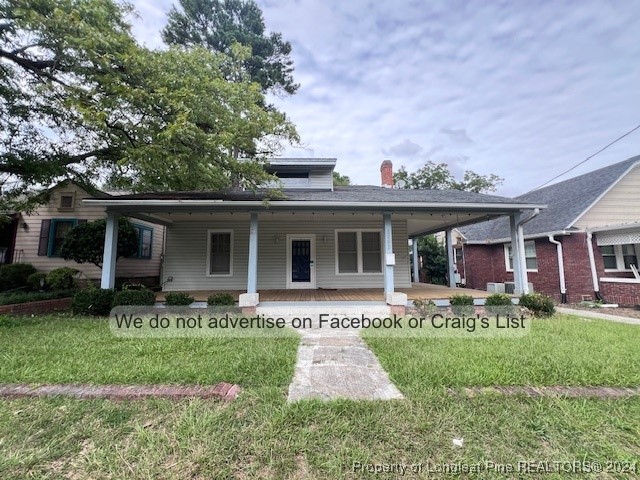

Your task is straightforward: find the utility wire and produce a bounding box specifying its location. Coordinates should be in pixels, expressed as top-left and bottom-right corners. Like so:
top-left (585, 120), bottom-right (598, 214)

top-left (531, 122), bottom-right (640, 191)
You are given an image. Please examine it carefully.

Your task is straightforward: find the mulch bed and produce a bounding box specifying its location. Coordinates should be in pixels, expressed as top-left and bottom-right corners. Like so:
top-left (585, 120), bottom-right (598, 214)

top-left (448, 386), bottom-right (640, 398)
top-left (0, 382), bottom-right (241, 402)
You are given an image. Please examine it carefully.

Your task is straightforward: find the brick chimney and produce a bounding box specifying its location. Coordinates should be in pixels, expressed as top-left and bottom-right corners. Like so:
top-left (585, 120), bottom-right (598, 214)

top-left (380, 160), bottom-right (394, 188)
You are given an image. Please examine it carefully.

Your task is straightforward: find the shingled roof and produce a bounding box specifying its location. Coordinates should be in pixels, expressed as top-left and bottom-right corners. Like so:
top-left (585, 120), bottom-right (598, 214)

top-left (92, 185), bottom-right (541, 206)
top-left (460, 155), bottom-right (640, 242)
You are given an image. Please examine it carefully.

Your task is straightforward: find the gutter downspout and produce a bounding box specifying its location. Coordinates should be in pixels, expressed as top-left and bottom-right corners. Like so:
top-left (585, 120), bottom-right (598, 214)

top-left (516, 208), bottom-right (540, 294)
top-left (586, 230), bottom-right (605, 302)
top-left (548, 235), bottom-right (567, 303)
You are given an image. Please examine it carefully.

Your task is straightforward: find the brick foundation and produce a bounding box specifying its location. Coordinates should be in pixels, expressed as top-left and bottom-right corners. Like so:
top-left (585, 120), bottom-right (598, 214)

top-left (0, 297), bottom-right (72, 315)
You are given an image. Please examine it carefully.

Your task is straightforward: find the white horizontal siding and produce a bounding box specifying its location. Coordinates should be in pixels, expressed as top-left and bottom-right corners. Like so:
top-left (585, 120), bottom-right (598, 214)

top-left (14, 183), bottom-right (164, 280)
top-left (308, 169), bottom-right (333, 190)
top-left (574, 164), bottom-right (640, 228)
top-left (162, 215), bottom-right (411, 291)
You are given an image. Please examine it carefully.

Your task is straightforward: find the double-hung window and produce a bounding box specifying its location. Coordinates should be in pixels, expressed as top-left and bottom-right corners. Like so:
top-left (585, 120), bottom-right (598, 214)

top-left (601, 244), bottom-right (640, 271)
top-left (48, 219), bottom-right (78, 257)
top-left (336, 230), bottom-right (383, 274)
top-left (504, 241), bottom-right (538, 271)
top-left (131, 224), bottom-right (153, 259)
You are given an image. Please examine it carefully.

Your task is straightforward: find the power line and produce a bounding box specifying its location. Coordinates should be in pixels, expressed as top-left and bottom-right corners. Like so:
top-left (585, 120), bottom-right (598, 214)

top-left (531, 122), bottom-right (640, 191)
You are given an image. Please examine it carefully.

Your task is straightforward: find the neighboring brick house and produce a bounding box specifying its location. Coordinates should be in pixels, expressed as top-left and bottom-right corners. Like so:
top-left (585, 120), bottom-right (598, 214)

top-left (0, 181), bottom-right (165, 286)
top-left (457, 155), bottom-right (640, 306)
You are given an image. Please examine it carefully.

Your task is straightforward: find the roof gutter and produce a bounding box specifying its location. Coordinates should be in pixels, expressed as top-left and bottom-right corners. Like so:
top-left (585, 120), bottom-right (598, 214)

top-left (83, 198), bottom-right (546, 211)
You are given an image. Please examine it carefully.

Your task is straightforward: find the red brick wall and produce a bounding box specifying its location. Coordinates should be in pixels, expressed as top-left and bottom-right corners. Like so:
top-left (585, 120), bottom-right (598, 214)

top-left (461, 233), bottom-right (637, 303)
top-left (0, 297), bottom-right (72, 315)
top-left (600, 282), bottom-right (640, 306)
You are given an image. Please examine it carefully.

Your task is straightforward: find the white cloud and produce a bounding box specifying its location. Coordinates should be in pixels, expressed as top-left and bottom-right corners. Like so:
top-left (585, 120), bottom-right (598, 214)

top-left (131, 0), bottom-right (640, 195)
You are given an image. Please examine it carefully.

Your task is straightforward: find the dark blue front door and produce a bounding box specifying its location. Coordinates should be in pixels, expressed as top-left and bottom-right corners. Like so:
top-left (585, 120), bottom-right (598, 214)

top-left (291, 240), bottom-right (311, 283)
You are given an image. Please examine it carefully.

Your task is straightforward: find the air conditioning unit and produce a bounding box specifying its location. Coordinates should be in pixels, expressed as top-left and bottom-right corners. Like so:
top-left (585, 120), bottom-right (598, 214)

top-left (486, 283), bottom-right (505, 293)
top-left (504, 282), bottom-right (534, 294)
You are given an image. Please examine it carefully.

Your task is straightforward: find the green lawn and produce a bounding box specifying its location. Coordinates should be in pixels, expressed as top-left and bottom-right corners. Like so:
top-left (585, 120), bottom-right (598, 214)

top-left (0, 314), bottom-right (639, 479)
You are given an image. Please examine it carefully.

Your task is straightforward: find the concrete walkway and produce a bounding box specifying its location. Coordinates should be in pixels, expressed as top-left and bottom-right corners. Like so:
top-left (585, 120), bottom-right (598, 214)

top-left (287, 328), bottom-right (404, 402)
top-left (558, 307), bottom-right (640, 325)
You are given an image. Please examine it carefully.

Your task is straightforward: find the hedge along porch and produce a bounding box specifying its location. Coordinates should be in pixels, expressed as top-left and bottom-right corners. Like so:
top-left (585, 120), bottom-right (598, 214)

top-left (87, 191), bottom-right (544, 308)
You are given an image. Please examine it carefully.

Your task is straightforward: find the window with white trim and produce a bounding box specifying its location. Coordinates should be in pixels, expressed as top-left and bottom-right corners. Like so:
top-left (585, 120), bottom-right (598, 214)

top-left (505, 241), bottom-right (538, 271)
top-left (131, 224), bottom-right (153, 259)
top-left (601, 244), bottom-right (640, 271)
top-left (207, 230), bottom-right (233, 276)
top-left (336, 230), bottom-right (382, 274)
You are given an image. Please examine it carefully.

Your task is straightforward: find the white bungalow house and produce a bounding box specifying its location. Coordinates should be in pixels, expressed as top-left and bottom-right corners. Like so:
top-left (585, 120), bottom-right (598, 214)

top-left (84, 159), bottom-right (545, 308)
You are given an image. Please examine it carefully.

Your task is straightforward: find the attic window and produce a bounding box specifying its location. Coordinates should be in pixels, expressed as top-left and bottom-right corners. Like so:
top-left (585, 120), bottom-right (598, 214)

top-left (59, 193), bottom-right (75, 211)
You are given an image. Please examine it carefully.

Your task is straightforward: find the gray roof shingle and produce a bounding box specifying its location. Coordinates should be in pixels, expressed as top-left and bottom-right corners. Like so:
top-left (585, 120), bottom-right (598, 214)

top-left (98, 185), bottom-right (538, 206)
top-left (460, 155), bottom-right (640, 242)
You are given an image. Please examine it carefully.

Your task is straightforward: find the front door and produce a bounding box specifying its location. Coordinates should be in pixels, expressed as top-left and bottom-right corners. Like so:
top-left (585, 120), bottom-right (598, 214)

top-left (287, 235), bottom-right (316, 289)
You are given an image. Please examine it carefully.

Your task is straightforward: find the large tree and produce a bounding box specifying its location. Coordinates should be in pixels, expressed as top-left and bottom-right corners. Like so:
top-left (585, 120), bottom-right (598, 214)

top-left (0, 0), bottom-right (297, 211)
top-left (394, 161), bottom-right (503, 193)
top-left (162, 0), bottom-right (298, 96)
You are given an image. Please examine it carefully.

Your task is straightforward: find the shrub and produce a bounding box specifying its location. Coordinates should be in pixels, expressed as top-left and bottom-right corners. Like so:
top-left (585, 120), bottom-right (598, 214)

top-left (165, 292), bottom-right (194, 306)
top-left (27, 272), bottom-right (49, 291)
top-left (113, 288), bottom-right (156, 306)
top-left (0, 263), bottom-right (37, 291)
top-left (413, 298), bottom-right (437, 317)
top-left (449, 294), bottom-right (474, 316)
top-left (207, 293), bottom-right (236, 306)
top-left (519, 293), bottom-right (556, 317)
top-left (72, 288), bottom-right (115, 316)
top-left (46, 267), bottom-right (78, 290)
top-left (484, 293), bottom-right (515, 315)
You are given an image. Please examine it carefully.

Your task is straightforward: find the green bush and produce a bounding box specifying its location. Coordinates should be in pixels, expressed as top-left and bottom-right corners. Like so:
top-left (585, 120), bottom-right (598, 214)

top-left (484, 293), bottom-right (515, 315)
top-left (113, 288), bottom-right (156, 306)
top-left (207, 293), bottom-right (235, 306)
top-left (46, 267), bottom-right (78, 290)
top-left (519, 293), bottom-right (556, 317)
top-left (413, 298), bottom-right (437, 317)
top-left (449, 294), bottom-right (474, 316)
top-left (165, 292), bottom-right (194, 306)
top-left (27, 272), bottom-right (48, 291)
top-left (72, 288), bottom-right (115, 316)
top-left (0, 263), bottom-right (37, 291)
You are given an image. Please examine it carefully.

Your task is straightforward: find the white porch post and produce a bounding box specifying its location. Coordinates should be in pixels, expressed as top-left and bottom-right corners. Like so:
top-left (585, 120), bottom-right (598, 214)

top-left (446, 228), bottom-right (456, 288)
top-left (509, 212), bottom-right (525, 294)
top-left (383, 212), bottom-right (394, 294)
top-left (247, 212), bottom-right (259, 294)
top-left (411, 237), bottom-right (419, 283)
top-left (239, 212), bottom-right (260, 308)
top-left (516, 222), bottom-right (530, 294)
top-left (101, 212), bottom-right (119, 289)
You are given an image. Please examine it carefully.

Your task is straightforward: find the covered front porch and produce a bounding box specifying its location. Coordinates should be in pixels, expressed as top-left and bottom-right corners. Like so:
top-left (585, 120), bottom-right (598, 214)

top-left (86, 191), bottom-right (543, 309)
top-left (155, 282), bottom-right (497, 303)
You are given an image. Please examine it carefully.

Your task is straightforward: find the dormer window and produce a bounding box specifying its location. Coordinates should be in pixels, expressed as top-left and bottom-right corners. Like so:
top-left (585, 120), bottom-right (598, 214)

top-left (274, 170), bottom-right (310, 188)
top-left (58, 192), bottom-right (75, 211)
top-left (277, 172), bottom-right (309, 179)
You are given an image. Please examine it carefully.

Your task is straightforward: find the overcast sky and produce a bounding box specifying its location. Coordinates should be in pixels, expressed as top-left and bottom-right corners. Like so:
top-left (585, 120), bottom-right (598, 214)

top-left (130, 0), bottom-right (640, 196)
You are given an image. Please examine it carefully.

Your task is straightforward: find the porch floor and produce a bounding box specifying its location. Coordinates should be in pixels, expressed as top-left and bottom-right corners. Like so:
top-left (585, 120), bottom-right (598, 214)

top-left (157, 283), bottom-right (493, 302)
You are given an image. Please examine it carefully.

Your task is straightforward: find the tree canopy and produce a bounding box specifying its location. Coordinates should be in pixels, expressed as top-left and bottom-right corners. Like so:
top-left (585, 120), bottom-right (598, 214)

top-left (60, 218), bottom-right (139, 268)
top-left (162, 0), bottom-right (298, 96)
top-left (394, 161), bottom-right (503, 193)
top-left (0, 0), bottom-right (298, 211)
top-left (332, 171), bottom-right (351, 186)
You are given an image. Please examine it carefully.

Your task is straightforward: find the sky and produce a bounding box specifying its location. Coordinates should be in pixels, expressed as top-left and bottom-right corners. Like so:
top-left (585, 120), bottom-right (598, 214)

top-left (130, 0), bottom-right (640, 196)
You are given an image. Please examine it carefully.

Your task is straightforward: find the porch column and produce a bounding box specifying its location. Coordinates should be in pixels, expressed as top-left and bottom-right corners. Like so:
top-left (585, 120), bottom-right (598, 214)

top-left (446, 228), bottom-right (456, 288)
top-left (509, 212), bottom-right (524, 294)
top-left (516, 222), bottom-right (530, 294)
top-left (101, 212), bottom-right (119, 289)
top-left (411, 237), bottom-right (419, 283)
top-left (383, 212), bottom-right (394, 294)
top-left (239, 212), bottom-right (260, 309)
top-left (247, 212), bottom-right (259, 294)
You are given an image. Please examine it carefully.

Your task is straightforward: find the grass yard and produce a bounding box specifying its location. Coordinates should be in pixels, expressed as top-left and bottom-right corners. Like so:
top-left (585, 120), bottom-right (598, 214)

top-left (0, 314), bottom-right (639, 479)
